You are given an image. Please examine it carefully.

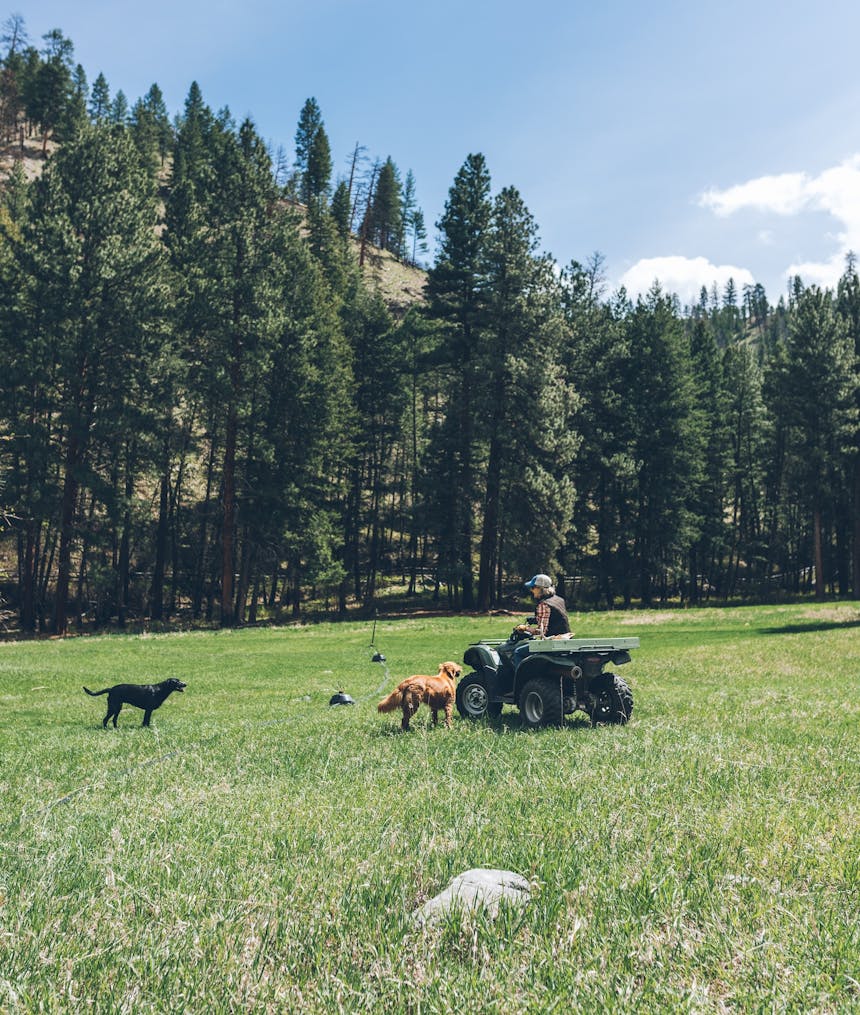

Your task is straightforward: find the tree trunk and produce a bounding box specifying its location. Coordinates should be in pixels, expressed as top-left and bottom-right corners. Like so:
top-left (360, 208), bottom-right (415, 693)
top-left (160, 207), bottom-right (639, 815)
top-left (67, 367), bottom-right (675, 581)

top-left (20, 521), bottom-right (38, 632)
top-left (116, 455), bottom-right (135, 627)
top-left (813, 503), bottom-right (825, 600)
top-left (150, 463), bottom-right (170, 620)
top-left (854, 460), bottom-right (860, 597)
top-left (458, 393), bottom-right (475, 610)
top-left (477, 430), bottom-right (503, 611)
top-left (221, 400), bottom-right (237, 627)
top-left (192, 431), bottom-right (217, 619)
top-left (54, 433), bottom-right (80, 635)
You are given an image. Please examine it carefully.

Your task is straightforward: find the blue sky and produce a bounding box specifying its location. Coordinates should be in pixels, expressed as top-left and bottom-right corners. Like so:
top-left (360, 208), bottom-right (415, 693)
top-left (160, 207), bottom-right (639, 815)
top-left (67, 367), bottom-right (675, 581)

top-left (15, 0), bottom-right (860, 305)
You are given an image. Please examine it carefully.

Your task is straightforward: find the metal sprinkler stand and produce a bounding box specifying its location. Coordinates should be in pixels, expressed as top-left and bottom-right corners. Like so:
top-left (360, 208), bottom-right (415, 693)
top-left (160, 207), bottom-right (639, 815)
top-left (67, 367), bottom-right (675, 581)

top-left (370, 611), bottom-right (385, 662)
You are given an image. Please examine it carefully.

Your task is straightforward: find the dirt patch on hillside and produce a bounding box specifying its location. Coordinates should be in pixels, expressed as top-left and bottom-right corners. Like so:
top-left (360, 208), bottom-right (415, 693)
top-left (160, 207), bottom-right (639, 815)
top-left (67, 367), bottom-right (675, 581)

top-left (359, 247), bottom-right (427, 315)
top-left (0, 135), bottom-right (55, 182)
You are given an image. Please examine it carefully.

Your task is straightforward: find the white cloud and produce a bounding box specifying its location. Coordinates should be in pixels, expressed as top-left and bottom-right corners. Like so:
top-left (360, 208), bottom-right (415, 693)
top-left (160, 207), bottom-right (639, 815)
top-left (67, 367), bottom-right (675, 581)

top-left (700, 172), bottom-right (811, 217)
top-left (699, 154), bottom-right (860, 289)
top-left (618, 255), bottom-right (755, 307)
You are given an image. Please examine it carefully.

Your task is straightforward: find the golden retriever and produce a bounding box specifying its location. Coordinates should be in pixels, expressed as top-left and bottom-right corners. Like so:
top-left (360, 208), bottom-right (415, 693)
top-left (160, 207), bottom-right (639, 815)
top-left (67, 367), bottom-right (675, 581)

top-left (377, 661), bottom-right (461, 731)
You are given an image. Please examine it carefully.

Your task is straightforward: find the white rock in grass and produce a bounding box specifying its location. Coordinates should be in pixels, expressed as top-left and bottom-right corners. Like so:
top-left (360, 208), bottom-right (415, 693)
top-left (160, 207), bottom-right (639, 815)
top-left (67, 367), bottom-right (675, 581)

top-left (415, 868), bottom-right (531, 925)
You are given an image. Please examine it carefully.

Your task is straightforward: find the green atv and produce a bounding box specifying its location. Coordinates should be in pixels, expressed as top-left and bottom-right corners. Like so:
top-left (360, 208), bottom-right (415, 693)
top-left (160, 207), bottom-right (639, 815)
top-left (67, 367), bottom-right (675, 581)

top-left (457, 627), bottom-right (637, 729)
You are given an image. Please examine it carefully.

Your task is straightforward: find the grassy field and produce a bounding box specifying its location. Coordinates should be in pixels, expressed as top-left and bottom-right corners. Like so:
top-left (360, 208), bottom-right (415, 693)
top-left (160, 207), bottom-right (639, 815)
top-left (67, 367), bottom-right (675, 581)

top-left (1, 602), bottom-right (858, 1013)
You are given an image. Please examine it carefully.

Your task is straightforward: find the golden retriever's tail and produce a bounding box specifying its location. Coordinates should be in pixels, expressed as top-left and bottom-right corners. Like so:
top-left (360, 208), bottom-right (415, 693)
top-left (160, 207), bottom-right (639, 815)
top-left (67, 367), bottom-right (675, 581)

top-left (377, 687), bottom-right (405, 713)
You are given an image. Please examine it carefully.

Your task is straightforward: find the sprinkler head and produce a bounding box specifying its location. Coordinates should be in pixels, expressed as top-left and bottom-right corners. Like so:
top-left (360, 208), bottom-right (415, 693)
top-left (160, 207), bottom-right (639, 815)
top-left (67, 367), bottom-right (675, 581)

top-left (372, 652), bottom-right (386, 663)
top-left (329, 691), bottom-right (355, 706)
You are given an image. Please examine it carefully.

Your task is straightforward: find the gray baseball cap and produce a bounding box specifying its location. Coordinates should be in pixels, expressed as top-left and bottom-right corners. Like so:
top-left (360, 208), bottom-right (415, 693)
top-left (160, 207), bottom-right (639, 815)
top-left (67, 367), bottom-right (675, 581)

top-left (524, 574), bottom-right (553, 589)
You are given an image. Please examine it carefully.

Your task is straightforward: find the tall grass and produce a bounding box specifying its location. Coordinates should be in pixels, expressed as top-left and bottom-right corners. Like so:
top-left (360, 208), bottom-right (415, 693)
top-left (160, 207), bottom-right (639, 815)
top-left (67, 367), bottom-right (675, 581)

top-left (1, 603), bottom-right (858, 1012)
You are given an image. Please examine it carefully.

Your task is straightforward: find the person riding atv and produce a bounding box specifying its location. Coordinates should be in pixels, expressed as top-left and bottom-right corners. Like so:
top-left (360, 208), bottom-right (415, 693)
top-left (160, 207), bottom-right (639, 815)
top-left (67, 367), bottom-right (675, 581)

top-left (456, 575), bottom-right (637, 729)
top-left (519, 573), bottom-right (570, 638)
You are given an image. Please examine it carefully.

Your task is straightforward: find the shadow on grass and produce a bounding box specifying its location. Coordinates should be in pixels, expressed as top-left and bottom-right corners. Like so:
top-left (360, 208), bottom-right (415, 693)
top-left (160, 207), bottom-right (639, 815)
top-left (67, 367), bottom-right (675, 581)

top-left (758, 618), bottom-right (860, 636)
top-left (373, 712), bottom-right (598, 737)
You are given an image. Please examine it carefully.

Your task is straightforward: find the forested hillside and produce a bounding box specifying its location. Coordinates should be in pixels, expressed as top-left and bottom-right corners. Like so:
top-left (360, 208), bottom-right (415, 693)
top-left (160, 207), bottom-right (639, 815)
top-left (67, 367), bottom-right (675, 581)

top-left (1, 17), bottom-right (858, 634)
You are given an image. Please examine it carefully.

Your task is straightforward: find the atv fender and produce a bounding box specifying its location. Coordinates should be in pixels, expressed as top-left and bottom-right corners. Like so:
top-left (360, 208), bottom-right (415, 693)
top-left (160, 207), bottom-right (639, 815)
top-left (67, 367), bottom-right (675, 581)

top-left (463, 643), bottom-right (508, 700)
top-left (464, 643), bottom-right (501, 673)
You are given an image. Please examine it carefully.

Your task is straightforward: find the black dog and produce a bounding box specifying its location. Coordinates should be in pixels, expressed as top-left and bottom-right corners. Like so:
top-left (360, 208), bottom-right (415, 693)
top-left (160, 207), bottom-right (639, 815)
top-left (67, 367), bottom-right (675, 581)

top-left (83, 678), bottom-right (187, 728)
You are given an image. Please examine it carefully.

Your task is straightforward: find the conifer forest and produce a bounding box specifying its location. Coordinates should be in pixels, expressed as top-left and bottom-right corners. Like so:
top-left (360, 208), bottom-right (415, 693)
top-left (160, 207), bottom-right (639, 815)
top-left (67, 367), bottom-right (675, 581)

top-left (1, 18), bottom-right (858, 634)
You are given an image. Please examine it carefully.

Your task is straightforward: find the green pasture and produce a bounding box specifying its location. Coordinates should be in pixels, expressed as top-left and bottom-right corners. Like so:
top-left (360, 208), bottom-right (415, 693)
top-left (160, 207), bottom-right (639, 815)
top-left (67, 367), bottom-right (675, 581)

top-left (0, 603), bottom-right (858, 1013)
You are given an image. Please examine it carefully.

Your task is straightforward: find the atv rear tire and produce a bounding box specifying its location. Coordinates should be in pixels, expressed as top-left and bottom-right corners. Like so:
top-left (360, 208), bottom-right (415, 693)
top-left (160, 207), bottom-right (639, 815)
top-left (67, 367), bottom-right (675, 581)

top-left (589, 672), bottom-right (633, 725)
top-left (456, 672), bottom-right (502, 720)
top-left (518, 676), bottom-right (563, 729)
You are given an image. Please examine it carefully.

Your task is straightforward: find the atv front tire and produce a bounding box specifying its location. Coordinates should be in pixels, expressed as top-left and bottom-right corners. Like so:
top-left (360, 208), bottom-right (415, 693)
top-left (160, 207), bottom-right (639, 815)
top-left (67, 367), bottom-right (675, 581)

top-left (518, 676), bottom-right (563, 729)
top-left (589, 672), bottom-right (633, 725)
top-left (456, 672), bottom-right (502, 720)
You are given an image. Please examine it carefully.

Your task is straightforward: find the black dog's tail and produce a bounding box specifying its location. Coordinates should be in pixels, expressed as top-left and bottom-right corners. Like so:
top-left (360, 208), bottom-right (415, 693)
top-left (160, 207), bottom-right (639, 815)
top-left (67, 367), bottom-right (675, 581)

top-left (83, 686), bottom-right (109, 696)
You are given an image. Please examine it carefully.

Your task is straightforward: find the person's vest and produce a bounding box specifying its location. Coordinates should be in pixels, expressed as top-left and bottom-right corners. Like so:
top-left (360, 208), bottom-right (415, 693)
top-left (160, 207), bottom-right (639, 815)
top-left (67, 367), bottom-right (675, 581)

top-left (541, 593), bottom-right (570, 636)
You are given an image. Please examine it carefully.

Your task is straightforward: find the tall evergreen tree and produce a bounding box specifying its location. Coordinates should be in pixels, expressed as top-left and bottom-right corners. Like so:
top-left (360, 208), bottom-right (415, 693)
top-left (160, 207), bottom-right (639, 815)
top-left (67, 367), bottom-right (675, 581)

top-left (562, 255), bottom-right (635, 607)
top-left (722, 340), bottom-right (766, 596)
top-left (89, 71), bottom-right (110, 122)
top-left (12, 124), bottom-right (168, 633)
top-left (766, 286), bottom-right (856, 598)
top-left (399, 168), bottom-right (417, 260)
top-left (836, 254), bottom-right (860, 593)
top-left (476, 186), bottom-right (577, 607)
top-left (27, 28), bottom-right (74, 153)
top-left (330, 179), bottom-right (351, 238)
top-left (293, 97), bottom-right (323, 204)
top-left (624, 286), bottom-right (700, 604)
top-left (110, 88), bottom-right (128, 125)
top-left (57, 62), bottom-right (88, 139)
top-left (425, 153), bottom-right (492, 608)
top-left (305, 124), bottom-right (332, 204)
top-left (367, 156), bottom-right (401, 253)
top-left (686, 318), bottom-right (730, 601)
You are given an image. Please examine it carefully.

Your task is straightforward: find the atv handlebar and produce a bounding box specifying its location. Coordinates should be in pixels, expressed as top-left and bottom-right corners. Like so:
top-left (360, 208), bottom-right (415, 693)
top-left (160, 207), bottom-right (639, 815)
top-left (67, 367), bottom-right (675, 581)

top-left (509, 625), bottom-right (535, 643)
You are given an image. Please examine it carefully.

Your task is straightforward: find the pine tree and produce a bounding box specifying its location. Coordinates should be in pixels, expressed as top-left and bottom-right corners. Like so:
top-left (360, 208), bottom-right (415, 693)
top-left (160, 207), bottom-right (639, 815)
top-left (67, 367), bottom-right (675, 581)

top-left (144, 83), bottom-right (171, 164)
top-left (306, 124), bottom-right (332, 205)
top-left (836, 254), bottom-right (860, 593)
top-left (425, 153), bottom-right (492, 607)
top-left (364, 156), bottom-right (401, 253)
top-left (330, 179), bottom-right (351, 237)
top-left (767, 286), bottom-right (856, 598)
top-left (1, 13), bottom-right (28, 57)
top-left (724, 340), bottom-right (767, 596)
top-left (129, 84), bottom-right (171, 173)
top-left (13, 124), bottom-right (168, 633)
top-left (89, 71), bottom-right (110, 122)
top-left (110, 89), bottom-right (128, 125)
top-left (686, 318), bottom-right (731, 601)
top-left (294, 97), bottom-right (323, 204)
top-left (165, 104), bottom-right (353, 623)
top-left (27, 28), bottom-right (74, 153)
top-left (409, 207), bottom-right (428, 266)
top-left (476, 186), bottom-right (577, 607)
top-left (400, 168), bottom-right (417, 260)
top-left (56, 63), bottom-right (88, 139)
top-left (562, 255), bottom-right (634, 607)
top-left (623, 285), bottom-right (700, 604)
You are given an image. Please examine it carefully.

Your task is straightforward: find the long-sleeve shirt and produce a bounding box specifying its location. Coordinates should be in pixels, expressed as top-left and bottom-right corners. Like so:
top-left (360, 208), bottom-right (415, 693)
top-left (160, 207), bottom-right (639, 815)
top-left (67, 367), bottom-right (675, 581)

top-left (535, 599), bottom-right (551, 637)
